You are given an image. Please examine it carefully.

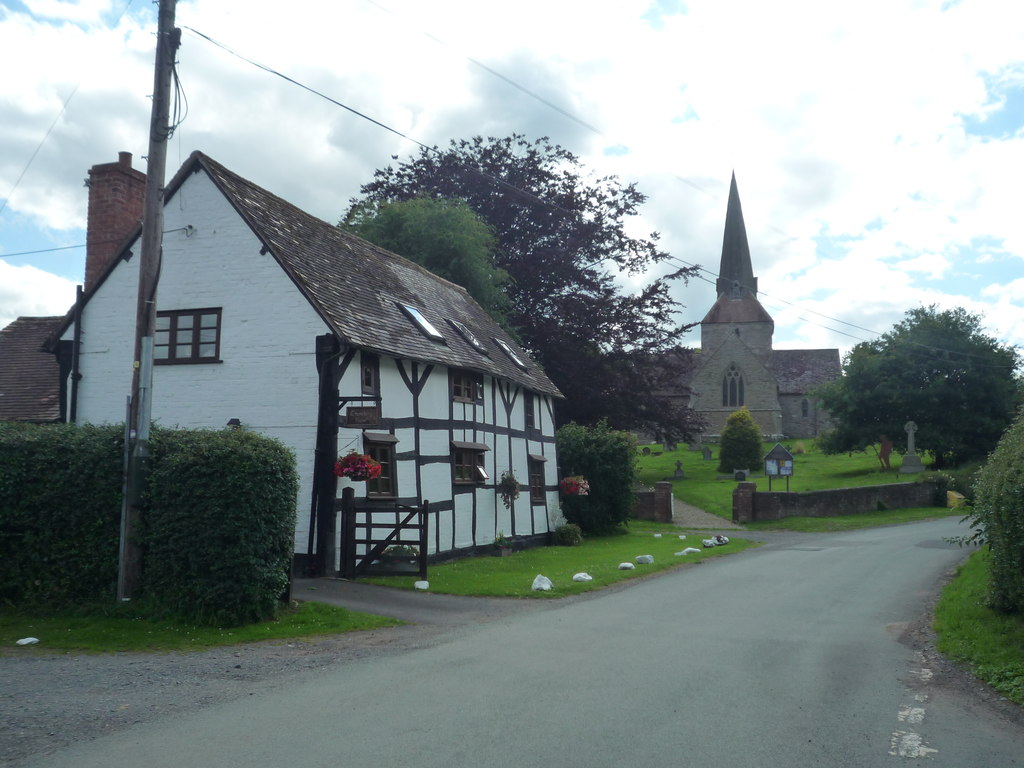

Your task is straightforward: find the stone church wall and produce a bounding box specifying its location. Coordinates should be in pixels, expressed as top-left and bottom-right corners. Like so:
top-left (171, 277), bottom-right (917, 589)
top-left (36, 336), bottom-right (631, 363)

top-left (779, 395), bottom-right (833, 439)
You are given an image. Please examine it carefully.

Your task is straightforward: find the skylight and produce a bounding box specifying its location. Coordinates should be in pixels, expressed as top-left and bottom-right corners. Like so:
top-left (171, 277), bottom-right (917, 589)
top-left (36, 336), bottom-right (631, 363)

top-left (494, 338), bottom-right (529, 370)
top-left (398, 303), bottom-right (446, 343)
top-left (448, 319), bottom-right (489, 355)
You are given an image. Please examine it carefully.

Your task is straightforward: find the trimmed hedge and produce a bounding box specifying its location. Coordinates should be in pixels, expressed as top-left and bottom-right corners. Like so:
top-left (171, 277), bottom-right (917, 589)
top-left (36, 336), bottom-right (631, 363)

top-left (0, 422), bottom-right (124, 605)
top-left (970, 410), bottom-right (1024, 614)
top-left (556, 420), bottom-right (638, 535)
top-left (0, 423), bottom-right (298, 626)
top-left (141, 428), bottom-right (297, 626)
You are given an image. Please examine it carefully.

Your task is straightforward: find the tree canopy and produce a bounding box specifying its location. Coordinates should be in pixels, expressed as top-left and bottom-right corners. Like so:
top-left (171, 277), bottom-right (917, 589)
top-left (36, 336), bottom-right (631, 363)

top-left (343, 196), bottom-right (511, 327)
top-left (817, 305), bottom-right (1021, 468)
top-left (343, 134), bottom-right (703, 441)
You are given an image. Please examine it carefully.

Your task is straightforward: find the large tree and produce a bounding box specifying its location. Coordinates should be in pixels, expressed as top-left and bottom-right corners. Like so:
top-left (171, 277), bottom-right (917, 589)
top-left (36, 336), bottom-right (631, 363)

top-left (343, 134), bottom-right (702, 441)
top-left (817, 305), bottom-right (1021, 468)
top-left (344, 196), bottom-right (512, 327)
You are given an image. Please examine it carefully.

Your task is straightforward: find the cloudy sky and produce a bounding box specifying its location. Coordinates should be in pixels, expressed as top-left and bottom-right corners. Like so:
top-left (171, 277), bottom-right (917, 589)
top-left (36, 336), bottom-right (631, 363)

top-left (2, 0), bottom-right (1022, 358)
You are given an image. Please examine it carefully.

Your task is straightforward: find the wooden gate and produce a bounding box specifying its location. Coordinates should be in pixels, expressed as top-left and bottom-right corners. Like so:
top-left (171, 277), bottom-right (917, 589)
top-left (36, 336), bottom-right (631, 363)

top-left (339, 487), bottom-right (430, 579)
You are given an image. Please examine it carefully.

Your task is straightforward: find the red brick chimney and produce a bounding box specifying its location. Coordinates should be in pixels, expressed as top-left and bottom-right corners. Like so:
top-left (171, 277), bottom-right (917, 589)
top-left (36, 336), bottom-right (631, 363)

top-left (85, 151), bottom-right (146, 291)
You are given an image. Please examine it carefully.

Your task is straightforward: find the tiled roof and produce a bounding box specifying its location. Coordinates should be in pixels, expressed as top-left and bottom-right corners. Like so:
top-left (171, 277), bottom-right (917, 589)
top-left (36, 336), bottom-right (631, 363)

top-left (770, 349), bottom-right (841, 394)
top-left (178, 152), bottom-right (562, 398)
top-left (0, 316), bottom-right (64, 422)
top-left (701, 292), bottom-right (774, 325)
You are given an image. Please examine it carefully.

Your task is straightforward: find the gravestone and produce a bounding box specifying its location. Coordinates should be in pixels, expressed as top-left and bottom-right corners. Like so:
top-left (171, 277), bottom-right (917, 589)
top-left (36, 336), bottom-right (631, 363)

top-left (702, 446), bottom-right (713, 461)
top-left (642, 446), bottom-right (651, 455)
top-left (898, 420), bottom-right (924, 474)
top-left (674, 460), bottom-right (684, 479)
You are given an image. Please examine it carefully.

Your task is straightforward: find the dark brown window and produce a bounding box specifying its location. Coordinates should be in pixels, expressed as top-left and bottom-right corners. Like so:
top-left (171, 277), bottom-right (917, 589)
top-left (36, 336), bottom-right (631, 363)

top-left (364, 434), bottom-right (397, 497)
top-left (451, 370), bottom-right (483, 404)
top-left (452, 442), bottom-right (489, 484)
top-left (528, 456), bottom-right (546, 503)
top-left (524, 392), bottom-right (536, 429)
top-left (362, 353), bottom-right (380, 396)
top-left (155, 308), bottom-right (221, 364)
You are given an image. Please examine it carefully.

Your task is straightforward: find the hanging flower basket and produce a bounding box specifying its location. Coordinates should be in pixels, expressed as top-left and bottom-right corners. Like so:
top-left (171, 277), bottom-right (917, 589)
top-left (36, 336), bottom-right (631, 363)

top-left (560, 475), bottom-right (590, 496)
top-left (497, 470), bottom-right (520, 509)
top-left (334, 452), bottom-right (382, 482)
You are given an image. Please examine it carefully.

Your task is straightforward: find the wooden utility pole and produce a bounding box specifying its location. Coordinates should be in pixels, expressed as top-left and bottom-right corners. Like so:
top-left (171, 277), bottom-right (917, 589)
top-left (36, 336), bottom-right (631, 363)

top-left (119, 0), bottom-right (179, 600)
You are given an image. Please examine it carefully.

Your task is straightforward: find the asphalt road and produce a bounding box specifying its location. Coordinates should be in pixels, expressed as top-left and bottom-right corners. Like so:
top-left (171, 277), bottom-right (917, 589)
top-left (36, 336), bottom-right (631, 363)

top-left (22, 518), bottom-right (1024, 767)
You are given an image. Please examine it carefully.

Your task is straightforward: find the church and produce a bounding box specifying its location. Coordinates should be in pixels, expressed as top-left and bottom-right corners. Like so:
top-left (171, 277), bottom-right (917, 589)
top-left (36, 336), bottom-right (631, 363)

top-left (685, 174), bottom-right (841, 440)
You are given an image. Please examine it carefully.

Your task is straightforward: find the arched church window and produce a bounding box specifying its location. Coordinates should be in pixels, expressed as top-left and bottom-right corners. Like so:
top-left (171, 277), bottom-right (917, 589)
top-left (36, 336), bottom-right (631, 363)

top-left (722, 364), bottom-right (744, 407)
top-left (801, 399), bottom-right (809, 418)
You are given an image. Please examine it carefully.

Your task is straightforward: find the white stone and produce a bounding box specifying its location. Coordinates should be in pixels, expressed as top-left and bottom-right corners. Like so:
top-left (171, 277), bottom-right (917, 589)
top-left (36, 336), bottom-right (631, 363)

top-left (683, 547), bottom-right (701, 554)
top-left (702, 539), bottom-right (717, 548)
top-left (678, 534), bottom-right (687, 539)
top-left (618, 562), bottom-right (635, 570)
top-left (16, 637), bottom-right (39, 645)
top-left (635, 554), bottom-right (654, 564)
top-left (572, 572), bottom-right (593, 582)
top-left (653, 533), bottom-right (662, 538)
top-left (532, 574), bottom-right (553, 591)
top-left (414, 580), bottom-right (429, 590)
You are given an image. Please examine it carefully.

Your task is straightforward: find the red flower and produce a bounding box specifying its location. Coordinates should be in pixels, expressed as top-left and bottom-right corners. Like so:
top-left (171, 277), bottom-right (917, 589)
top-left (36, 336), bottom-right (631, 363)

top-left (560, 475), bottom-right (590, 496)
top-left (334, 452), bottom-right (382, 481)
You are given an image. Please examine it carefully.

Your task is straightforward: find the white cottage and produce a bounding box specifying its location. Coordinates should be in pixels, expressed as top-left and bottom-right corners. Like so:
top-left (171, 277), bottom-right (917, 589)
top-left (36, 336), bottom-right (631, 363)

top-left (56, 151), bottom-right (563, 575)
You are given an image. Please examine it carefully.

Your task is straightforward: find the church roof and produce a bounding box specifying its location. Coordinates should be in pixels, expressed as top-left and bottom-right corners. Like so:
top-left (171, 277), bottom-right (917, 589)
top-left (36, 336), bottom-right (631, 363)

top-left (770, 349), bottom-right (841, 394)
top-left (0, 316), bottom-right (64, 422)
top-left (701, 291), bottom-right (774, 325)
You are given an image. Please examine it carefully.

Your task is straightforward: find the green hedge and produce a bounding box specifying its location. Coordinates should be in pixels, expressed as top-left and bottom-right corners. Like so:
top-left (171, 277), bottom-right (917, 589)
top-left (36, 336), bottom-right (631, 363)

top-left (1, 423), bottom-right (298, 626)
top-left (556, 420), bottom-right (638, 535)
top-left (141, 428), bottom-right (297, 626)
top-left (970, 410), bottom-right (1024, 614)
top-left (0, 422), bottom-right (124, 605)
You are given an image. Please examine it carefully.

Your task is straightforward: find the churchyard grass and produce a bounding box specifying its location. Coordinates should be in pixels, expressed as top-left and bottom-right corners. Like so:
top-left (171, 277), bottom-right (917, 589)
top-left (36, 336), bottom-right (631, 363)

top-left (638, 441), bottom-right (937, 521)
top-left (0, 600), bottom-right (402, 654)
top-left (934, 547), bottom-right (1024, 705)
top-left (362, 520), bottom-right (759, 597)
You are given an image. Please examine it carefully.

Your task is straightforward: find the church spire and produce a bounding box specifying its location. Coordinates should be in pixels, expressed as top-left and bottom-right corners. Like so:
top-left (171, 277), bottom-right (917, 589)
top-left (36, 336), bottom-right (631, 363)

top-left (716, 172), bottom-right (757, 298)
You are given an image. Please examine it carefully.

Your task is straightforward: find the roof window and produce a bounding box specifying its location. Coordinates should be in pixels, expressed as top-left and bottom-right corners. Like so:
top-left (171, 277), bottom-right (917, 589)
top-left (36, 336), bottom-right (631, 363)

top-left (494, 338), bottom-right (529, 370)
top-left (448, 319), bottom-right (489, 355)
top-left (399, 303), bottom-right (446, 344)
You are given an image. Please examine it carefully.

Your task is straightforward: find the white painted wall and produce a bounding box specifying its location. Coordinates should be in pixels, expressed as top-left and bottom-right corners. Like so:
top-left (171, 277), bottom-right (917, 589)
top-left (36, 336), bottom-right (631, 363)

top-left (64, 169), bottom-right (329, 553)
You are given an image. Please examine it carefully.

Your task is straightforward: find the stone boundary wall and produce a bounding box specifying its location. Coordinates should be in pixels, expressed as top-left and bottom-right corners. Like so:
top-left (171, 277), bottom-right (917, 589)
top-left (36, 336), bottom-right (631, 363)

top-left (732, 481), bottom-right (939, 523)
top-left (632, 481), bottom-right (674, 523)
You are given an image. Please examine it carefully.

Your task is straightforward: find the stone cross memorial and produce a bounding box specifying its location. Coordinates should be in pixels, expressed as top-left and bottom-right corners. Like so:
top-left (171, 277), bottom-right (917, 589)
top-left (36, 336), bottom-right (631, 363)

top-left (899, 420), bottom-right (924, 474)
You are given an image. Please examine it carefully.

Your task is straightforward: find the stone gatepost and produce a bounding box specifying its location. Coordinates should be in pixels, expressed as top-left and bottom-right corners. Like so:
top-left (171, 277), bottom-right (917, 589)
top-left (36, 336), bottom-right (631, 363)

top-left (654, 481), bottom-right (673, 523)
top-left (733, 482), bottom-right (757, 523)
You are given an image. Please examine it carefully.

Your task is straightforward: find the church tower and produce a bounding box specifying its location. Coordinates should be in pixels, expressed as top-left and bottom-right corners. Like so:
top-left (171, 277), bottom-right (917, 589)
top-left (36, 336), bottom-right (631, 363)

top-left (700, 173), bottom-right (774, 357)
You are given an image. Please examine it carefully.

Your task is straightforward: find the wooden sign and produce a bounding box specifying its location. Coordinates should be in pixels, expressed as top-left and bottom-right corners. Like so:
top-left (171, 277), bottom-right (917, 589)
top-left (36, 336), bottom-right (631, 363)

top-left (346, 406), bottom-right (380, 427)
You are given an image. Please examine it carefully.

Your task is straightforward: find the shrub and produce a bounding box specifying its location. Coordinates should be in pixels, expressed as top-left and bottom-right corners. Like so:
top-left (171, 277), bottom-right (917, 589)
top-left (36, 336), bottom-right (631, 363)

top-left (0, 422), bottom-right (124, 606)
top-left (556, 420), bottom-right (637, 535)
top-left (969, 410), bottom-right (1024, 614)
top-left (141, 428), bottom-right (298, 626)
top-left (554, 523), bottom-right (583, 546)
top-left (718, 408), bottom-right (763, 474)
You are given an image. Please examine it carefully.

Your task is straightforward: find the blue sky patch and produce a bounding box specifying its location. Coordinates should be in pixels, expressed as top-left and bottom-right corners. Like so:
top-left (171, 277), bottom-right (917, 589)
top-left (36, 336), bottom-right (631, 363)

top-left (603, 144), bottom-right (630, 157)
top-left (962, 79), bottom-right (1024, 139)
top-left (642, 0), bottom-right (688, 29)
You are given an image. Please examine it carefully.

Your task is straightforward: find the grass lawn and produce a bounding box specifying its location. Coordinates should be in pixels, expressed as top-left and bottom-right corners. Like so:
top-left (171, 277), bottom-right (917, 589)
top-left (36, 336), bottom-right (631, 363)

top-left (637, 440), bottom-right (936, 520)
top-left (363, 520), bottom-right (759, 597)
top-left (934, 547), bottom-right (1024, 706)
top-left (0, 600), bottom-right (402, 655)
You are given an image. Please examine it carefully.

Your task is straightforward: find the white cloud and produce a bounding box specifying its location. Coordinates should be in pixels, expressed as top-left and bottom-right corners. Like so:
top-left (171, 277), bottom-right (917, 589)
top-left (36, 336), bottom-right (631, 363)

top-left (0, 262), bottom-right (76, 330)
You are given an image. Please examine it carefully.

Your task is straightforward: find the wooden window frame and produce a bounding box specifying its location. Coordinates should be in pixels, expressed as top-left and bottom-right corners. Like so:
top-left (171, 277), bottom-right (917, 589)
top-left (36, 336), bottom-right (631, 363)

top-left (364, 433), bottom-right (397, 498)
top-left (528, 455), bottom-right (546, 503)
top-left (361, 353), bottom-right (380, 396)
top-left (451, 369), bottom-right (483, 404)
top-left (524, 391), bottom-right (536, 430)
top-left (452, 441), bottom-right (490, 484)
top-left (154, 308), bottom-right (222, 365)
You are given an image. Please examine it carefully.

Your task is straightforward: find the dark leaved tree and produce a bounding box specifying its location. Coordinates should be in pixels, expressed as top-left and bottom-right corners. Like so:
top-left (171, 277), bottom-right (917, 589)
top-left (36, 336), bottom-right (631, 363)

top-left (817, 305), bottom-right (1021, 468)
top-left (343, 134), bottom-right (703, 442)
